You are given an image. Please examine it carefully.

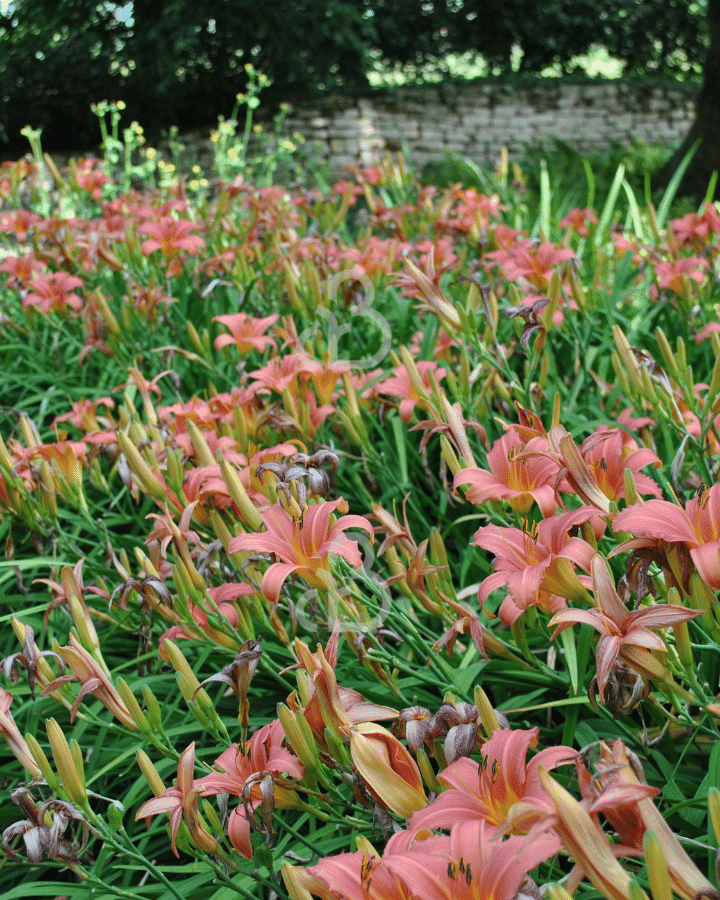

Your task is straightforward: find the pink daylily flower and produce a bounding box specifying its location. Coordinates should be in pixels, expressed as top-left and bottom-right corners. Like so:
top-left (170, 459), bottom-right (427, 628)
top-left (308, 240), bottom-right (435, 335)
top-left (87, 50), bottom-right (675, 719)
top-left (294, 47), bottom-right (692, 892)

top-left (194, 719), bottom-right (304, 858)
top-left (613, 484), bottom-right (720, 591)
top-left (486, 240), bottom-right (575, 291)
top-left (473, 507), bottom-right (597, 625)
top-left (136, 743), bottom-right (217, 857)
top-left (549, 554), bottom-right (701, 701)
top-left (455, 430), bottom-right (560, 517)
top-left (408, 727), bottom-right (578, 837)
top-left (578, 427), bottom-right (662, 504)
top-left (138, 216), bottom-right (206, 257)
top-left (229, 498), bottom-right (374, 602)
top-left (212, 312), bottom-right (279, 355)
top-left (654, 256), bottom-right (709, 295)
top-left (385, 820), bottom-right (560, 900)
top-left (23, 272), bottom-right (85, 314)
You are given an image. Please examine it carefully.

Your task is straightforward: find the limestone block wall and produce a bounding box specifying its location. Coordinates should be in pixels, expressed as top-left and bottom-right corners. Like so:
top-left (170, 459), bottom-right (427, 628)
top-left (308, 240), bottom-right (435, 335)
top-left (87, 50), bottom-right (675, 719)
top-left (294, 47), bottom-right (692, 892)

top-left (279, 81), bottom-right (697, 176)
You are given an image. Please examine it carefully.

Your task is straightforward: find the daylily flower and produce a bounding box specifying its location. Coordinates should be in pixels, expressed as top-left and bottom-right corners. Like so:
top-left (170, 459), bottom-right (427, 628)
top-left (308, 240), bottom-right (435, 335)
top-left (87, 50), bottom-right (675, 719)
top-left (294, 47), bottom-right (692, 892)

top-left (42, 633), bottom-right (139, 731)
top-left (0, 691), bottom-right (44, 780)
top-left (385, 820), bottom-right (559, 900)
top-left (577, 426), bottom-right (662, 503)
top-left (549, 554), bottom-right (701, 702)
top-left (350, 722), bottom-right (427, 819)
top-left (486, 240), bottom-right (575, 291)
top-left (539, 767), bottom-right (648, 900)
top-left (654, 256), bottom-right (709, 296)
top-left (377, 361), bottom-right (447, 424)
top-left (455, 430), bottom-right (560, 517)
top-left (284, 842), bottom-right (414, 900)
top-left (613, 484), bottom-right (720, 591)
top-left (229, 498), bottom-right (373, 603)
top-left (213, 312), bottom-right (278, 354)
top-left (286, 820), bottom-right (558, 900)
top-left (23, 272), bottom-right (85, 314)
top-left (288, 631), bottom-right (398, 746)
top-left (138, 216), bottom-right (205, 257)
top-left (194, 719), bottom-right (304, 858)
top-left (136, 743), bottom-right (218, 857)
top-left (472, 507), bottom-right (596, 625)
top-left (559, 206), bottom-right (598, 237)
top-left (408, 727), bottom-right (577, 836)
top-left (394, 255), bottom-right (462, 330)
top-left (583, 740), bottom-right (718, 900)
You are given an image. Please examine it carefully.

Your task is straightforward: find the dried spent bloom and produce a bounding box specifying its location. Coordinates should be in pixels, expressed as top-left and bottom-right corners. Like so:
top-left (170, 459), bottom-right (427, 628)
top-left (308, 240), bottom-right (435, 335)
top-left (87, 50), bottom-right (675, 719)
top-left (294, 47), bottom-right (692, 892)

top-left (193, 638), bottom-right (262, 729)
top-left (1, 622), bottom-right (65, 699)
top-left (2, 788), bottom-right (89, 865)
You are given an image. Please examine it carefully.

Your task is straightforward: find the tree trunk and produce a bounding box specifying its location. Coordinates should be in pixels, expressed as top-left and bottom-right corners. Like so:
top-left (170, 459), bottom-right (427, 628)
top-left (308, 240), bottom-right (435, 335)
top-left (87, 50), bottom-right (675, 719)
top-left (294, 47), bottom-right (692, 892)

top-left (655, 0), bottom-right (720, 202)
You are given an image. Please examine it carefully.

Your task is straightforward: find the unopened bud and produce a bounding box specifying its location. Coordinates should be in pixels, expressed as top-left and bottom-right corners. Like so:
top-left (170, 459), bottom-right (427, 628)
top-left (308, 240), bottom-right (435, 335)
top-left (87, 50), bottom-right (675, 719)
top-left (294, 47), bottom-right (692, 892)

top-left (47, 719), bottom-right (88, 809)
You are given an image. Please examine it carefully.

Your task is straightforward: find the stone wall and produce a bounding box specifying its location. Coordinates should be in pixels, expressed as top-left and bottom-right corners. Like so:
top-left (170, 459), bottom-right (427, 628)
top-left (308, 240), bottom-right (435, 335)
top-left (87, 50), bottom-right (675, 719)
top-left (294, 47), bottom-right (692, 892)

top-left (279, 80), bottom-right (697, 176)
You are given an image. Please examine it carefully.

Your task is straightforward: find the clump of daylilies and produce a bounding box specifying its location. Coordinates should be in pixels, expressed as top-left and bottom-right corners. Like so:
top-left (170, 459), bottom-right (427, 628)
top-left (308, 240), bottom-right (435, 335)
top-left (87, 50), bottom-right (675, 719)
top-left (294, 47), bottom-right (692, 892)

top-left (0, 121), bottom-right (719, 900)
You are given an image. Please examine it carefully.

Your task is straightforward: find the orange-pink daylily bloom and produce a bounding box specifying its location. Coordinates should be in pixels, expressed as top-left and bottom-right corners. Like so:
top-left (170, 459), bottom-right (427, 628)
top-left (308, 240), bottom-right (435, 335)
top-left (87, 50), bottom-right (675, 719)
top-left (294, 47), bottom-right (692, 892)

top-left (0, 690), bottom-right (43, 780)
top-left (287, 819), bottom-right (558, 900)
top-left (578, 426), bottom-right (662, 504)
top-left (612, 484), bottom-right (720, 591)
top-left (377, 361), bottom-right (447, 424)
top-left (138, 216), bottom-right (206, 258)
top-left (385, 820), bottom-right (560, 900)
top-left (654, 255), bottom-right (709, 295)
top-left (41, 633), bottom-right (139, 731)
top-left (212, 312), bottom-right (279, 355)
top-left (473, 507), bottom-right (597, 625)
top-left (194, 719), bottom-right (304, 859)
top-left (229, 498), bottom-right (374, 603)
top-left (23, 272), bottom-right (85, 314)
top-left (549, 554), bottom-right (701, 702)
top-left (408, 726), bottom-right (577, 837)
top-left (486, 240), bottom-right (575, 291)
top-left (581, 740), bottom-right (717, 900)
top-left (455, 430), bottom-right (560, 517)
top-left (136, 742), bottom-right (218, 857)
top-left (538, 767), bottom-right (647, 900)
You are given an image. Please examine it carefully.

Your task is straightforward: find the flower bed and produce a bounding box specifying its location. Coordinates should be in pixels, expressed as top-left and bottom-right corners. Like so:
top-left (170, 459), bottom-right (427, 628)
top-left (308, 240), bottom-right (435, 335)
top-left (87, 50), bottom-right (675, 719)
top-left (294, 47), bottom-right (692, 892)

top-left (0, 124), bottom-right (719, 900)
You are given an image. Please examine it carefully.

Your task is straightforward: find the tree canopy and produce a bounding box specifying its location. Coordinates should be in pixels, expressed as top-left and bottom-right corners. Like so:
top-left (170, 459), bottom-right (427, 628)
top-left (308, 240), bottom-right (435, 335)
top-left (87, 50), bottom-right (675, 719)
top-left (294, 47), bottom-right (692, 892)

top-left (0, 0), bottom-right (709, 157)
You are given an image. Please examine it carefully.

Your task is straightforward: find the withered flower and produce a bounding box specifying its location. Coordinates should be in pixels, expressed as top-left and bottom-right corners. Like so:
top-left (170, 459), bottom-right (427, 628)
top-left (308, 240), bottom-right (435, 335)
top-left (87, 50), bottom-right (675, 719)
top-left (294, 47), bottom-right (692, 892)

top-left (588, 660), bottom-right (650, 718)
top-left (392, 706), bottom-right (434, 754)
top-left (505, 295), bottom-right (551, 347)
top-left (1, 623), bottom-right (65, 699)
top-left (433, 700), bottom-right (482, 764)
top-left (193, 638), bottom-right (262, 730)
top-left (2, 787), bottom-right (89, 865)
top-left (256, 450), bottom-right (340, 502)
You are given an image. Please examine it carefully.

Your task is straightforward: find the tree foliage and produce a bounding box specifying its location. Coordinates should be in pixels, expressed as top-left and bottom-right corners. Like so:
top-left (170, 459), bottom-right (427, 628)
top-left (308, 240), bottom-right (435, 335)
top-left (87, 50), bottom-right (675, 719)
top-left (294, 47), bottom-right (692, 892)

top-left (0, 0), bottom-right (708, 157)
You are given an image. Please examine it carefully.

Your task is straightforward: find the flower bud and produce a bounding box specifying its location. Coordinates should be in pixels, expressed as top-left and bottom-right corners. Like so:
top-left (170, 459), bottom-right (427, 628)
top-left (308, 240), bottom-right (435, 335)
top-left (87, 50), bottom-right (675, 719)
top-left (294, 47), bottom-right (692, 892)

top-left (47, 718), bottom-right (88, 809)
top-left (350, 722), bottom-right (427, 819)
